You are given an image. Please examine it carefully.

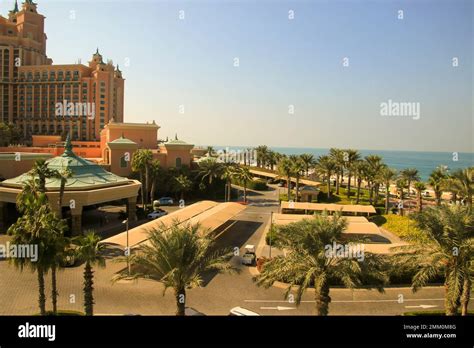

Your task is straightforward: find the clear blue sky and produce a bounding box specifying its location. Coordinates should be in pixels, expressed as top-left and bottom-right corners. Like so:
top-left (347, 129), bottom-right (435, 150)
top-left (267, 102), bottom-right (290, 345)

top-left (2, 0), bottom-right (472, 152)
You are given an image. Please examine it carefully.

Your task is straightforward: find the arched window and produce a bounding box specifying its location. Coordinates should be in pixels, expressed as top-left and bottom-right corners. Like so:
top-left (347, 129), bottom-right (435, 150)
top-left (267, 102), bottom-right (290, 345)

top-left (175, 157), bottom-right (182, 168)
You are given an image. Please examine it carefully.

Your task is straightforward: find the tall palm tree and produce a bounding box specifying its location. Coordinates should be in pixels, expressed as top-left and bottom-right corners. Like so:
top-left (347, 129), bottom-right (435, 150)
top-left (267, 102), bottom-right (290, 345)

top-left (379, 167), bottom-right (397, 214)
top-left (428, 166), bottom-right (448, 206)
top-left (291, 157), bottom-right (305, 202)
top-left (315, 155), bottom-right (336, 199)
top-left (174, 174), bottom-right (193, 201)
top-left (365, 155), bottom-right (384, 204)
top-left (113, 222), bottom-right (236, 315)
top-left (30, 159), bottom-right (56, 193)
top-left (396, 178), bottom-right (408, 216)
top-left (74, 231), bottom-right (106, 316)
top-left (400, 168), bottom-right (420, 197)
top-left (206, 146), bottom-right (215, 157)
top-left (451, 167), bottom-right (473, 210)
top-left (344, 150), bottom-right (361, 198)
top-left (277, 157), bottom-right (293, 200)
top-left (234, 167), bottom-right (253, 203)
top-left (329, 148), bottom-right (345, 195)
top-left (256, 212), bottom-right (387, 315)
top-left (266, 151), bottom-right (278, 171)
top-left (444, 176), bottom-right (461, 205)
top-left (131, 150), bottom-right (148, 209)
top-left (414, 182), bottom-right (426, 212)
top-left (198, 158), bottom-right (223, 198)
top-left (394, 205), bottom-right (474, 315)
top-left (148, 159), bottom-right (161, 206)
top-left (221, 163), bottom-right (237, 202)
top-left (55, 168), bottom-right (72, 219)
top-left (352, 160), bottom-right (367, 204)
top-left (255, 145), bottom-right (269, 168)
top-left (299, 153), bottom-right (315, 177)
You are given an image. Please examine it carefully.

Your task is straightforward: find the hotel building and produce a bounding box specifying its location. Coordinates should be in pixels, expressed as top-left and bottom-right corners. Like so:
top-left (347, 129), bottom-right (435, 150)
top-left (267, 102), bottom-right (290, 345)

top-left (0, 0), bottom-right (124, 141)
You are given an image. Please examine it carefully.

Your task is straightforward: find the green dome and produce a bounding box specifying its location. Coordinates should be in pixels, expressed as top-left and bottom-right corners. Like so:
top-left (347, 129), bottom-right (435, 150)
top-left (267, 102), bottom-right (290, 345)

top-left (2, 135), bottom-right (130, 191)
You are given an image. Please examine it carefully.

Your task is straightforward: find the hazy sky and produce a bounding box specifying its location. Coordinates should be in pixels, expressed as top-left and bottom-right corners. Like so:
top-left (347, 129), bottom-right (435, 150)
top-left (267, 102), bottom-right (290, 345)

top-left (2, 0), bottom-right (472, 152)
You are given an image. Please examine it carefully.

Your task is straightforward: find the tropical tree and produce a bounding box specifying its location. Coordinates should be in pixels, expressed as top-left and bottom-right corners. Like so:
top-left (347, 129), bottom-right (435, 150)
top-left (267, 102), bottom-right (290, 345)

top-left (55, 168), bottom-right (72, 219)
top-left (113, 222), bottom-right (236, 315)
top-left (30, 159), bottom-right (56, 193)
top-left (255, 213), bottom-right (387, 315)
top-left (329, 148), bottom-right (345, 195)
top-left (234, 167), bottom-right (253, 203)
top-left (315, 155), bottom-right (336, 199)
top-left (394, 205), bottom-right (474, 315)
top-left (451, 167), bottom-right (474, 210)
top-left (400, 168), bottom-right (420, 197)
top-left (266, 151), bottom-right (278, 171)
top-left (414, 182), bottom-right (426, 212)
top-left (206, 146), bottom-right (215, 157)
top-left (198, 158), bottom-right (223, 198)
top-left (277, 157), bottom-right (293, 200)
top-left (291, 157), bottom-right (305, 202)
top-left (444, 176), bottom-right (461, 205)
top-left (428, 166), bottom-right (448, 206)
top-left (396, 178), bottom-right (408, 216)
top-left (131, 149), bottom-right (152, 209)
top-left (352, 160), bottom-right (367, 204)
top-left (365, 155), bottom-right (384, 205)
top-left (148, 159), bottom-right (161, 206)
top-left (74, 231), bottom-right (106, 316)
top-left (174, 174), bottom-right (193, 201)
top-left (344, 149), bottom-right (361, 199)
top-left (255, 145), bottom-right (269, 168)
top-left (299, 153), bottom-right (315, 177)
top-left (221, 163), bottom-right (237, 202)
top-left (379, 167), bottom-right (397, 214)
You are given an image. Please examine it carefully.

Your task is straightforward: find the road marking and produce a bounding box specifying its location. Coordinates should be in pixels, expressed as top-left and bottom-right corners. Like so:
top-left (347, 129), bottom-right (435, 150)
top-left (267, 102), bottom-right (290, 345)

top-left (245, 298), bottom-right (446, 304)
top-left (405, 305), bottom-right (438, 309)
top-left (260, 306), bottom-right (296, 311)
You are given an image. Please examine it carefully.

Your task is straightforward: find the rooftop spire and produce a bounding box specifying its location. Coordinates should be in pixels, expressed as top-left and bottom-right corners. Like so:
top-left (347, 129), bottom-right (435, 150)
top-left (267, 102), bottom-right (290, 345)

top-left (13, 0), bottom-right (19, 12)
top-left (63, 133), bottom-right (75, 157)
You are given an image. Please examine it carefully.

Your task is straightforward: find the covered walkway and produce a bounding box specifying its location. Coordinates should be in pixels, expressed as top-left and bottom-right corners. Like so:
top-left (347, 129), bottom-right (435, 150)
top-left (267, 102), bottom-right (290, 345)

top-left (280, 201), bottom-right (376, 216)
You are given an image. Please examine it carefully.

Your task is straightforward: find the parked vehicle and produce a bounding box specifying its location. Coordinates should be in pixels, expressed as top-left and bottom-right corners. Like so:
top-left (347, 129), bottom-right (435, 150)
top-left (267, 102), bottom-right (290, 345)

top-left (157, 197), bottom-right (174, 206)
top-left (147, 208), bottom-right (168, 220)
top-left (241, 244), bottom-right (256, 266)
top-left (229, 307), bottom-right (260, 316)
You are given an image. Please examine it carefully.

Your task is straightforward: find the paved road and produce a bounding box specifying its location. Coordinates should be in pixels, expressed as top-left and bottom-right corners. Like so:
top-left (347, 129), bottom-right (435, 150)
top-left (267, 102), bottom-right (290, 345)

top-left (0, 185), bottom-right (472, 316)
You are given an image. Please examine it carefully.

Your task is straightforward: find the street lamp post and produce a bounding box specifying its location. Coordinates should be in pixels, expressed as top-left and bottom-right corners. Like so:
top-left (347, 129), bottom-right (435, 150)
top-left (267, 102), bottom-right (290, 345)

top-left (122, 219), bottom-right (130, 276)
top-left (269, 211), bottom-right (273, 259)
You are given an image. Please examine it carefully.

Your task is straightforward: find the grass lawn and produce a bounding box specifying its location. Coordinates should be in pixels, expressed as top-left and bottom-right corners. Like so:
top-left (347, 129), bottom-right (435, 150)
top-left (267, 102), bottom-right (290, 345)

top-left (403, 310), bottom-right (473, 316)
top-left (370, 214), bottom-right (428, 242)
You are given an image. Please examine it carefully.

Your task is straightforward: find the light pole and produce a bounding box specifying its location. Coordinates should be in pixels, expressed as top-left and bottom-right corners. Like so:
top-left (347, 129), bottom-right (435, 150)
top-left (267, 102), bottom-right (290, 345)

top-left (122, 219), bottom-right (130, 276)
top-left (269, 211), bottom-right (273, 258)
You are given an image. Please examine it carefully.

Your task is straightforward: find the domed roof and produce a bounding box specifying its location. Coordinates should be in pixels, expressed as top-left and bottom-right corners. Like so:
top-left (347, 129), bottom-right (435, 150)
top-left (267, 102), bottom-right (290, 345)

top-left (2, 135), bottom-right (130, 191)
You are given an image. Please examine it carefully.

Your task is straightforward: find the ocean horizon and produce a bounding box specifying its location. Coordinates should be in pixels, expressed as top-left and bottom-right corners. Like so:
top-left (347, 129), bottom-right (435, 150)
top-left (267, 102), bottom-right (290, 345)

top-left (211, 146), bottom-right (474, 181)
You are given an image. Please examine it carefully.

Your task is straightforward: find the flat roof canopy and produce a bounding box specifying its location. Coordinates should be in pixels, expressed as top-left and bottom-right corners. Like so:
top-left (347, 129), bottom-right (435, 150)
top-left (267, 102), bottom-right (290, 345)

top-left (249, 169), bottom-right (321, 186)
top-left (271, 213), bottom-right (379, 234)
top-left (280, 201), bottom-right (376, 214)
top-left (101, 201), bottom-right (246, 248)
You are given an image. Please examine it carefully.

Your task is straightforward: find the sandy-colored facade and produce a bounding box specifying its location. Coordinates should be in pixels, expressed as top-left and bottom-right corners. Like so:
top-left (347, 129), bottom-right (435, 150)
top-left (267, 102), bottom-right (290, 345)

top-left (0, 1), bottom-right (124, 141)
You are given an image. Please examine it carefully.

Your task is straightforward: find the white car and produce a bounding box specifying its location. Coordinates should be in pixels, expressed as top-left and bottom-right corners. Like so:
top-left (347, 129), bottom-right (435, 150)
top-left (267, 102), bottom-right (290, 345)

top-left (147, 209), bottom-right (168, 220)
top-left (229, 307), bottom-right (260, 316)
top-left (241, 244), bottom-right (256, 266)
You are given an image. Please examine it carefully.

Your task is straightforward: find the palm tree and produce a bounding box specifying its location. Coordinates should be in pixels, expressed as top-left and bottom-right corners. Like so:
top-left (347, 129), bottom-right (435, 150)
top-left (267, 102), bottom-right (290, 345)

top-left (365, 155), bottom-right (384, 204)
top-left (55, 168), bottom-right (72, 219)
top-left (198, 158), bottom-right (223, 198)
top-left (74, 231), bottom-right (106, 316)
top-left (234, 167), bottom-right (253, 203)
top-left (428, 166), bottom-right (448, 206)
top-left (400, 168), bottom-right (420, 197)
top-left (266, 151), bottom-right (278, 171)
top-left (396, 178), bottom-right (408, 216)
top-left (352, 160), bottom-right (367, 204)
top-left (255, 212), bottom-right (387, 315)
top-left (148, 159), bottom-right (161, 206)
top-left (414, 182), bottom-right (426, 212)
top-left (113, 222), bottom-right (236, 315)
top-left (221, 163), bottom-right (237, 202)
top-left (315, 155), bottom-right (336, 199)
top-left (30, 159), bottom-right (56, 193)
top-left (174, 174), bottom-right (193, 201)
top-left (131, 150), bottom-right (148, 209)
top-left (451, 167), bottom-right (473, 210)
top-left (394, 205), bottom-right (473, 315)
top-left (255, 145), bottom-right (269, 168)
top-left (291, 157), bottom-right (305, 202)
top-left (299, 153), bottom-right (315, 177)
top-left (444, 176), bottom-right (461, 205)
top-left (206, 146), bottom-right (215, 157)
top-left (329, 148), bottom-right (345, 195)
top-left (344, 150), bottom-right (361, 198)
top-left (277, 157), bottom-right (293, 200)
top-left (379, 167), bottom-right (397, 214)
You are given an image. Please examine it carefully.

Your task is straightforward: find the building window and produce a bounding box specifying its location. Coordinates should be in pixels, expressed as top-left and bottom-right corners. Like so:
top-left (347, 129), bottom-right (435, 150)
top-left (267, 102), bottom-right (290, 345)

top-left (120, 156), bottom-right (128, 168)
top-left (175, 157), bottom-right (182, 168)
